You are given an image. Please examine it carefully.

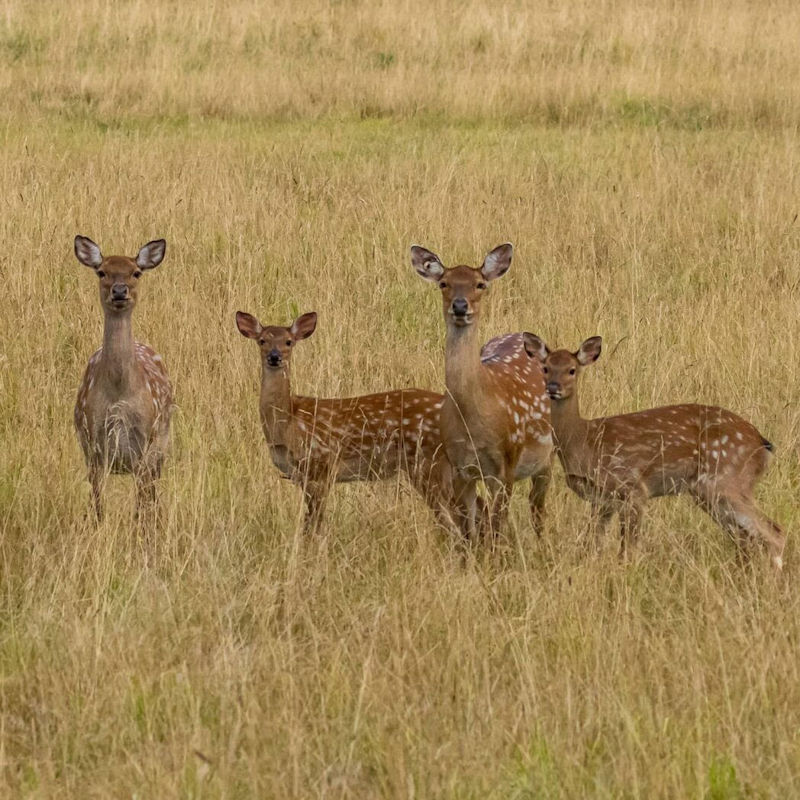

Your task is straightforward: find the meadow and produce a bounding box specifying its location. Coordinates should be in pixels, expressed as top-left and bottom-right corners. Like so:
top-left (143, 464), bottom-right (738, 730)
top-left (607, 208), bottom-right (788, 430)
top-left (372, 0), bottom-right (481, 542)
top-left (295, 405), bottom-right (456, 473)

top-left (2, 0), bottom-right (800, 796)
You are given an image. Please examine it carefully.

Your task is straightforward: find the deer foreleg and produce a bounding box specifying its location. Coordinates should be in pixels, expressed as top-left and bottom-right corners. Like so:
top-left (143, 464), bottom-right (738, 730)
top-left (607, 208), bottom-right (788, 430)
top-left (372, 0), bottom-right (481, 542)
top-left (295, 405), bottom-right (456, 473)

top-left (528, 468), bottom-right (551, 539)
top-left (618, 497), bottom-right (644, 559)
top-left (485, 476), bottom-right (513, 543)
top-left (88, 462), bottom-right (105, 524)
top-left (134, 463), bottom-right (161, 533)
top-left (451, 473), bottom-right (479, 543)
top-left (302, 483), bottom-right (329, 534)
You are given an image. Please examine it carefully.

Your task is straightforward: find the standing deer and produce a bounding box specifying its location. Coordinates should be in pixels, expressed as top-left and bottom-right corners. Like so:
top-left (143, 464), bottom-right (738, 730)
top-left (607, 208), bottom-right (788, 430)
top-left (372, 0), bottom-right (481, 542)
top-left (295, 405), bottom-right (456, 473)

top-left (236, 310), bottom-right (457, 532)
top-left (412, 243), bottom-right (553, 542)
top-left (73, 235), bottom-right (173, 525)
top-left (523, 334), bottom-right (785, 569)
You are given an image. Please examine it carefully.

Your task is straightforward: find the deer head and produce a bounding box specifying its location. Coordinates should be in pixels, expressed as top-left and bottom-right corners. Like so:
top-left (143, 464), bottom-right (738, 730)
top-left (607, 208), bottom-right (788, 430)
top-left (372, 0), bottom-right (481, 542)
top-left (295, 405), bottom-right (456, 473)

top-left (411, 243), bottom-right (513, 328)
top-left (74, 235), bottom-right (166, 314)
top-left (524, 334), bottom-right (602, 400)
top-left (236, 311), bottom-right (317, 370)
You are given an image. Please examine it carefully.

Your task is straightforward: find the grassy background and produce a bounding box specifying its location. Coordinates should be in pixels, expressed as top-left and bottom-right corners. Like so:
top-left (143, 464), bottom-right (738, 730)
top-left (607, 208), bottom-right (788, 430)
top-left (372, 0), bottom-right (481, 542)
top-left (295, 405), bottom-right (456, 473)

top-left (2, 1), bottom-right (800, 797)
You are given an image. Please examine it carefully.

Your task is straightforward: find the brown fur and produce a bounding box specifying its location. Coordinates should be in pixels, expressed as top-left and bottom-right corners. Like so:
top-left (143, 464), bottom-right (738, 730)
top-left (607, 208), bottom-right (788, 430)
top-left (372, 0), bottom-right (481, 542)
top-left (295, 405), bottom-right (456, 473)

top-left (412, 244), bottom-right (552, 542)
top-left (73, 236), bottom-right (173, 524)
top-left (236, 311), bottom-right (457, 533)
top-left (524, 334), bottom-right (785, 568)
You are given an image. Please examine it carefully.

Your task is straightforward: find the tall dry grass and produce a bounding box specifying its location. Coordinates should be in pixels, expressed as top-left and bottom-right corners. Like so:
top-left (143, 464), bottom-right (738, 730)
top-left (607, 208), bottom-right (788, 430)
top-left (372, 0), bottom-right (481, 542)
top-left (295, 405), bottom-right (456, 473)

top-left (1, 1), bottom-right (800, 797)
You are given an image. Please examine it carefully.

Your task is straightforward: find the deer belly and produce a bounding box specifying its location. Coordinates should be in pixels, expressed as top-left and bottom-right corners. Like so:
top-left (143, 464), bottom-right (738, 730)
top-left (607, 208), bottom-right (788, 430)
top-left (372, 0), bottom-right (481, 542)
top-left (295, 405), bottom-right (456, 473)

top-left (333, 447), bottom-right (400, 482)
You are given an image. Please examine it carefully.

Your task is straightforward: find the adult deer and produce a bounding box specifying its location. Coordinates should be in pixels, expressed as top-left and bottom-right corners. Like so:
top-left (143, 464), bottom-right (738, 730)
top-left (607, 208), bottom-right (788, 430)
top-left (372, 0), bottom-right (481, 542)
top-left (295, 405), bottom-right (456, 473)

top-left (524, 334), bottom-right (785, 569)
top-left (236, 310), bottom-right (457, 532)
top-left (412, 243), bottom-right (552, 542)
top-left (73, 235), bottom-right (173, 525)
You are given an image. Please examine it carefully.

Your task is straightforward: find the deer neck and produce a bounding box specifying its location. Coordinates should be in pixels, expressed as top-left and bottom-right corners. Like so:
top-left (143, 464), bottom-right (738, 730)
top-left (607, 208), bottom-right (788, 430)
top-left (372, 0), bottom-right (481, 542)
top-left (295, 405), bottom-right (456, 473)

top-left (98, 309), bottom-right (138, 389)
top-left (549, 392), bottom-right (592, 471)
top-left (444, 322), bottom-right (484, 413)
top-left (259, 364), bottom-right (292, 444)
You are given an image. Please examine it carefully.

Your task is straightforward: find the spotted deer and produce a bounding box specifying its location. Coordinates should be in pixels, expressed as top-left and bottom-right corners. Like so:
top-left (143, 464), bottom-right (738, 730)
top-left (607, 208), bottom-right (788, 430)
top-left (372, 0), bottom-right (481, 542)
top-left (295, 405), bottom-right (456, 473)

top-left (236, 310), bottom-right (457, 532)
top-left (73, 235), bottom-right (173, 524)
top-left (523, 334), bottom-right (785, 569)
top-left (412, 243), bottom-right (553, 542)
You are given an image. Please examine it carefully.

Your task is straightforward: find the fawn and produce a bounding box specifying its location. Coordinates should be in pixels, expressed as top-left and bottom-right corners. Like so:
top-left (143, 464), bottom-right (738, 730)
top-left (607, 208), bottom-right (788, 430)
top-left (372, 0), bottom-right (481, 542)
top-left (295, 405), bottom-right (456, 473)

top-left (523, 334), bottom-right (785, 569)
top-left (236, 310), bottom-right (457, 532)
top-left (73, 236), bottom-right (173, 524)
top-left (412, 243), bottom-right (553, 542)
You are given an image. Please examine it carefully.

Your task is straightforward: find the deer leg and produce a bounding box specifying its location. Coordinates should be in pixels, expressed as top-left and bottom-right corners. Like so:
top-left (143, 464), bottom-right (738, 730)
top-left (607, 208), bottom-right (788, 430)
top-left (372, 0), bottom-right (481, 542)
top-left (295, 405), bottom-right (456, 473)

top-left (528, 468), bottom-right (551, 539)
top-left (618, 498), bottom-right (644, 560)
top-left (88, 462), bottom-right (105, 523)
top-left (451, 473), bottom-right (479, 543)
top-left (134, 463), bottom-right (161, 533)
top-left (583, 501), bottom-right (614, 553)
top-left (694, 487), bottom-right (785, 571)
top-left (408, 455), bottom-right (460, 537)
top-left (302, 483), bottom-right (329, 534)
top-left (485, 476), bottom-right (513, 544)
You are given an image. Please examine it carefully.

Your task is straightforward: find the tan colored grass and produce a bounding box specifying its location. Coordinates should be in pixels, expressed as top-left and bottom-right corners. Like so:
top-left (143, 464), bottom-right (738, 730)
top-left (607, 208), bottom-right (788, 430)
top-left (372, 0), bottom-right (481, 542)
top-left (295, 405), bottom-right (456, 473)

top-left (1, 1), bottom-right (800, 797)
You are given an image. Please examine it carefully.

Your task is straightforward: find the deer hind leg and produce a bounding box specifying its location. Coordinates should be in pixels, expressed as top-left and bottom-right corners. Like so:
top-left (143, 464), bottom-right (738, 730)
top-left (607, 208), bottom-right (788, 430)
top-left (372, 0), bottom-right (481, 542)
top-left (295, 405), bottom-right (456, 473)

top-left (694, 485), bottom-right (785, 571)
top-left (528, 468), bottom-right (551, 539)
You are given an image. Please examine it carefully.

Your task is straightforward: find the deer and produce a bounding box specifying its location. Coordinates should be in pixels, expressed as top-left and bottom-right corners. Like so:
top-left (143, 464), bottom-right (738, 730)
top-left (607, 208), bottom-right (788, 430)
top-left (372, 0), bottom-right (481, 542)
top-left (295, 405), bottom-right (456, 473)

top-left (523, 334), bottom-right (786, 570)
top-left (412, 243), bottom-right (553, 543)
top-left (73, 235), bottom-right (173, 526)
top-left (236, 310), bottom-right (460, 533)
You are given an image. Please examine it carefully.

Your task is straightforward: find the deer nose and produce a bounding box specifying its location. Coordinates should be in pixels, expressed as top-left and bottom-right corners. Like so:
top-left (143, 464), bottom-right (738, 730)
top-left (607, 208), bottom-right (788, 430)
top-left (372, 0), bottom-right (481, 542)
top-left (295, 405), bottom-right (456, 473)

top-left (546, 381), bottom-right (561, 396)
top-left (111, 284), bottom-right (128, 300)
top-left (451, 298), bottom-right (469, 317)
top-left (267, 349), bottom-right (282, 366)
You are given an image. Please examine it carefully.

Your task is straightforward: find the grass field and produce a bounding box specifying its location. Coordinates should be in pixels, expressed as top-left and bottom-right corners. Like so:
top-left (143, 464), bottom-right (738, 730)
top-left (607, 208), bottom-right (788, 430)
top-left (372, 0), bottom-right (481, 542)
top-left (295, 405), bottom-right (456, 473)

top-left (2, 1), bottom-right (800, 797)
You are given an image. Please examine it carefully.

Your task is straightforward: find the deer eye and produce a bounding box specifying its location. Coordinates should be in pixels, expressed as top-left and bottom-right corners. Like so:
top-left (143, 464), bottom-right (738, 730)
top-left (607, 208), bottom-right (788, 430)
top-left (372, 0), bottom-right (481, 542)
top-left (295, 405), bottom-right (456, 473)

top-left (96, 270), bottom-right (106, 278)
top-left (438, 281), bottom-right (448, 289)
top-left (542, 367), bottom-right (548, 374)
top-left (569, 368), bottom-right (576, 375)
top-left (132, 270), bottom-right (142, 279)
top-left (476, 282), bottom-right (487, 290)
top-left (286, 340), bottom-right (292, 347)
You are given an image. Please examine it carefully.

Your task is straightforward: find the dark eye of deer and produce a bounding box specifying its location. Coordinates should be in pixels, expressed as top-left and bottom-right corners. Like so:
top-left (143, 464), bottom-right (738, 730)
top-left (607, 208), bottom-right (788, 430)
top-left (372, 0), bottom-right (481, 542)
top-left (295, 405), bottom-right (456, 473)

top-left (96, 270), bottom-right (106, 278)
top-left (569, 368), bottom-right (576, 375)
top-left (438, 281), bottom-right (447, 289)
top-left (542, 367), bottom-right (549, 374)
top-left (477, 282), bottom-right (487, 290)
top-left (286, 340), bottom-right (292, 347)
top-left (133, 271), bottom-right (142, 279)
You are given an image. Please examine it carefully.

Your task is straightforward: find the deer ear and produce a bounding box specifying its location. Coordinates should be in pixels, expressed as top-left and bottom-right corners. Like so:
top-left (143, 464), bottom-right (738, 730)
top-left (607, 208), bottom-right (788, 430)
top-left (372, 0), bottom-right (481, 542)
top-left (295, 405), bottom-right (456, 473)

top-left (290, 312), bottom-right (317, 340)
top-left (74, 235), bottom-right (103, 269)
top-left (576, 336), bottom-right (602, 366)
top-left (136, 239), bottom-right (166, 270)
top-left (522, 333), bottom-right (549, 363)
top-left (236, 311), bottom-right (262, 339)
top-left (410, 245), bottom-right (445, 282)
top-left (480, 243), bottom-right (512, 281)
